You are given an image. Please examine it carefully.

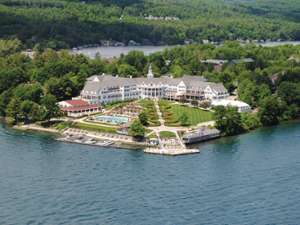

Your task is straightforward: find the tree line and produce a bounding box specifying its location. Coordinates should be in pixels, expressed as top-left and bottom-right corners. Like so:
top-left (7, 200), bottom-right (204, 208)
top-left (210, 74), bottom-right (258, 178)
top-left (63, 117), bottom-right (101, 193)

top-left (0, 0), bottom-right (299, 49)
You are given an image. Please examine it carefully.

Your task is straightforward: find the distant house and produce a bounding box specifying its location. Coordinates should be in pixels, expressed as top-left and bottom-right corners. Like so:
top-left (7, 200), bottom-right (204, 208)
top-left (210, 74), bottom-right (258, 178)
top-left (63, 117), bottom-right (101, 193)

top-left (21, 49), bottom-right (35, 59)
top-left (288, 56), bottom-right (300, 64)
top-left (230, 58), bottom-right (254, 64)
top-left (145, 15), bottom-right (180, 21)
top-left (58, 99), bottom-right (100, 118)
top-left (200, 58), bottom-right (254, 71)
top-left (204, 84), bottom-right (229, 100)
top-left (269, 71), bottom-right (286, 85)
top-left (211, 99), bottom-right (251, 113)
top-left (200, 59), bottom-right (228, 71)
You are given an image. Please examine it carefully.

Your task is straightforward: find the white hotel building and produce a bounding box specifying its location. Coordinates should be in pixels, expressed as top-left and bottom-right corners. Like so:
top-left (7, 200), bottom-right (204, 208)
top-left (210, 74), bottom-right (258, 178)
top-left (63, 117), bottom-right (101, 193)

top-left (80, 67), bottom-right (229, 105)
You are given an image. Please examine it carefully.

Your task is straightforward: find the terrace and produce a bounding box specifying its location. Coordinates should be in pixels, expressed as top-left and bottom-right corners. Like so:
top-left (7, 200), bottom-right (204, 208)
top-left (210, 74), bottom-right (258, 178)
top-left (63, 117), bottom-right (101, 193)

top-left (138, 99), bottom-right (160, 126)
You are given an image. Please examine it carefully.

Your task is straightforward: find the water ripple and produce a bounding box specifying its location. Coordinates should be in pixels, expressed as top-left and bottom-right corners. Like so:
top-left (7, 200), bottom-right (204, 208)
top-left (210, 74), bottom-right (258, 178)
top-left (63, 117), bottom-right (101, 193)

top-left (0, 123), bottom-right (300, 224)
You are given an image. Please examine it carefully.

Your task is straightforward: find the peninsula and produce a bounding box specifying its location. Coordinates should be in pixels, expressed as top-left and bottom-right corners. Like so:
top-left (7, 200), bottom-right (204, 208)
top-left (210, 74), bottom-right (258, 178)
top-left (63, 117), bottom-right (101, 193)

top-left (0, 39), bottom-right (299, 155)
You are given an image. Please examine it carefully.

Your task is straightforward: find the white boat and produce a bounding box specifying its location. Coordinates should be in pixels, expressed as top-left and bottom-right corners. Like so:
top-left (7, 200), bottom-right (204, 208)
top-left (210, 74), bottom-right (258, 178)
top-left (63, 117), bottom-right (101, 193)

top-left (95, 141), bottom-right (114, 146)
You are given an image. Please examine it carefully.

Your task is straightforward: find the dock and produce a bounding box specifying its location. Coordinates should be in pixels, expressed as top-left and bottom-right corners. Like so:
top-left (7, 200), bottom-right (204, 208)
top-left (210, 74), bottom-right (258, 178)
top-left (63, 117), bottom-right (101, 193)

top-left (144, 147), bottom-right (199, 156)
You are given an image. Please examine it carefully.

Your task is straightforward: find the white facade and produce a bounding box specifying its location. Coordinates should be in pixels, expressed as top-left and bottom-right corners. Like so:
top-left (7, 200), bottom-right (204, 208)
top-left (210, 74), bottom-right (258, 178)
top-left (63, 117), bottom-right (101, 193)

top-left (58, 100), bottom-right (101, 118)
top-left (80, 73), bottom-right (229, 105)
top-left (204, 86), bottom-right (229, 100)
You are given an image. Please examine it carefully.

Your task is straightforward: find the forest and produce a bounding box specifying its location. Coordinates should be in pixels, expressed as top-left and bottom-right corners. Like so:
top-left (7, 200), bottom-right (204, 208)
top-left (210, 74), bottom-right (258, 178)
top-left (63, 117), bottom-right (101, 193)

top-left (0, 38), bottom-right (299, 133)
top-left (0, 0), bottom-right (300, 49)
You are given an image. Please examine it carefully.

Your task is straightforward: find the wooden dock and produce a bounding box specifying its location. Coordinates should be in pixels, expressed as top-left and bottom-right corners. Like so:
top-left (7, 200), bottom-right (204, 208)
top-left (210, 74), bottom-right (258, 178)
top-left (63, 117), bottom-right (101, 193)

top-left (144, 147), bottom-right (199, 156)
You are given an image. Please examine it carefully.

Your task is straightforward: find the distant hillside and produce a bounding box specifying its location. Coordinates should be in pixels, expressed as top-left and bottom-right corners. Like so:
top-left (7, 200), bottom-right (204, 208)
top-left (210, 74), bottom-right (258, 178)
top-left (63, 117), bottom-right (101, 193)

top-left (0, 0), bottom-right (299, 49)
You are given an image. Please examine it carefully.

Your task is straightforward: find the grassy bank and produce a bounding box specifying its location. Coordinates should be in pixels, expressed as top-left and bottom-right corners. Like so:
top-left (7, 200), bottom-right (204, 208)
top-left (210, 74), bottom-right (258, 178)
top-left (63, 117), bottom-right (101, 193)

top-left (71, 122), bottom-right (117, 133)
top-left (159, 100), bottom-right (213, 126)
top-left (159, 131), bottom-right (177, 138)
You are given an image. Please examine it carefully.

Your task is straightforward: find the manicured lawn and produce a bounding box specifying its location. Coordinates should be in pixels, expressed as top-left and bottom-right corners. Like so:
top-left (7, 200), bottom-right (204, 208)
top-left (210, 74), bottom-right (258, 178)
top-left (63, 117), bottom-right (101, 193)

top-left (159, 131), bottom-right (177, 138)
top-left (159, 100), bottom-right (213, 126)
top-left (138, 99), bottom-right (160, 126)
top-left (171, 104), bottom-right (214, 125)
top-left (71, 122), bottom-right (117, 133)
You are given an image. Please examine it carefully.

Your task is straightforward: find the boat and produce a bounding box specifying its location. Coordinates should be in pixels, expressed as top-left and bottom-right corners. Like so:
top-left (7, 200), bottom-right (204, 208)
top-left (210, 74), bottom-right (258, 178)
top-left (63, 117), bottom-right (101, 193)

top-left (56, 135), bottom-right (114, 147)
top-left (95, 141), bottom-right (114, 146)
top-left (183, 127), bottom-right (220, 144)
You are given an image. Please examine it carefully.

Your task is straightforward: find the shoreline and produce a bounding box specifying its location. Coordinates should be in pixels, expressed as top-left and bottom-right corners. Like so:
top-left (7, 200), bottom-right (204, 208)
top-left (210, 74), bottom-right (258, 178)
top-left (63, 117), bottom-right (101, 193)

top-left (13, 123), bottom-right (148, 151)
top-left (8, 119), bottom-right (300, 154)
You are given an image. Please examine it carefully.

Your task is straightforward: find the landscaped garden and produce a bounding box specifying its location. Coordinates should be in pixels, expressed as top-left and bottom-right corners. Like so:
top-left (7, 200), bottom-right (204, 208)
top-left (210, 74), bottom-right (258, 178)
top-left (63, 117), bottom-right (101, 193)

top-left (159, 100), bottom-right (214, 126)
top-left (103, 99), bottom-right (135, 110)
top-left (138, 99), bottom-right (160, 126)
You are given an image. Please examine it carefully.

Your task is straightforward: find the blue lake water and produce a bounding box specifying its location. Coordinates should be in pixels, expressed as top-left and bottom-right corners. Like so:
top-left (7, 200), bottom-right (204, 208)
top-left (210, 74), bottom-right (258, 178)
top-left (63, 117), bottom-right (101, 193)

top-left (0, 122), bottom-right (300, 225)
top-left (71, 42), bottom-right (300, 59)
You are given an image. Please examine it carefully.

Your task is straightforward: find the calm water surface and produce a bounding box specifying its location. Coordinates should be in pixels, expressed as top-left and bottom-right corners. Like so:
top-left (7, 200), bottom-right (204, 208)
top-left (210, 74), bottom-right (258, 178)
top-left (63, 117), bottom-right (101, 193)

top-left (71, 42), bottom-right (300, 59)
top-left (71, 46), bottom-right (174, 59)
top-left (0, 122), bottom-right (300, 225)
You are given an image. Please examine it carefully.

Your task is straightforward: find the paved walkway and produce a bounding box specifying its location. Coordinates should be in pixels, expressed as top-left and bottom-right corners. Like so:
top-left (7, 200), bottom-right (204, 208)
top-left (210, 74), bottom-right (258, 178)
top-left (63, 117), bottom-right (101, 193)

top-left (152, 100), bottom-right (186, 149)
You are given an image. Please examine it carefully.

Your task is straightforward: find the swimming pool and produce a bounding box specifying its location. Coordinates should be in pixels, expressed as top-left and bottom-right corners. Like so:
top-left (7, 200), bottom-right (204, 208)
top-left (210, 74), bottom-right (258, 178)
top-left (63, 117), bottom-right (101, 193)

top-left (94, 115), bottom-right (129, 124)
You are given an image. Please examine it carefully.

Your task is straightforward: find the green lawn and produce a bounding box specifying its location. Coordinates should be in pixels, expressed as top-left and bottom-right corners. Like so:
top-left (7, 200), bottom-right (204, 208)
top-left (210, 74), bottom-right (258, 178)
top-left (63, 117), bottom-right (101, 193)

top-left (71, 122), bottom-right (117, 133)
top-left (159, 100), bottom-right (213, 126)
top-left (138, 99), bottom-right (160, 126)
top-left (159, 131), bottom-right (177, 138)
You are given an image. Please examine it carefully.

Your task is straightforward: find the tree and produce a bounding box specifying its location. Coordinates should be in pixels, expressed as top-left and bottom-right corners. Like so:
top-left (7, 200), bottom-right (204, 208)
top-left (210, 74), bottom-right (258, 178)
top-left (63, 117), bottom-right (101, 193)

top-left (13, 83), bottom-right (43, 103)
top-left (238, 79), bottom-right (257, 106)
top-left (6, 98), bottom-right (22, 124)
top-left (241, 113), bottom-right (261, 130)
top-left (117, 64), bottom-right (137, 77)
top-left (45, 77), bottom-right (76, 101)
top-left (214, 106), bottom-right (244, 136)
top-left (41, 94), bottom-right (60, 121)
top-left (20, 100), bottom-right (44, 123)
top-left (0, 90), bottom-right (11, 116)
top-left (121, 51), bottom-right (147, 72)
top-left (199, 100), bottom-right (211, 109)
top-left (138, 112), bottom-right (148, 126)
top-left (258, 96), bottom-right (284, 126)
top-left (179, 112), bottom-right (190, 126)
top-left (170, 64), bottom-right (184, 77)
top-left (0, 39), bottom-right (22, 57)
top-left (191, 100), bottom-right (198, 107)
top-left (277, 82), bottom-right (300, 105)
top-left (129, 119), bottom-right (145, 139)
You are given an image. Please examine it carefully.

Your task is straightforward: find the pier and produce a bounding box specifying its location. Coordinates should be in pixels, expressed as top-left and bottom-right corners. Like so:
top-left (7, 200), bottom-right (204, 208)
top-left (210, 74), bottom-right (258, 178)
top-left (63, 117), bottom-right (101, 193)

top-left (144, 147), bottom-right (199, 156)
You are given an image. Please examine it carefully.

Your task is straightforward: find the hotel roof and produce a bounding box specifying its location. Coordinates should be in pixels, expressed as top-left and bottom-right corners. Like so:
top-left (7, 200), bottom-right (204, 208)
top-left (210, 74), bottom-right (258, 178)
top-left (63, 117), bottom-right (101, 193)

top-left (82, 74), bottom-right (226, 93)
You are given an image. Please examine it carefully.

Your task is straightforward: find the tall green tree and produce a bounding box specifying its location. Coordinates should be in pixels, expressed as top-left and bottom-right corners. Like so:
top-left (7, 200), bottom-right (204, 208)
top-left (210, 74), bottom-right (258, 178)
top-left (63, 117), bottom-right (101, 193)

top-left (258, 96), bottom-right (285, 126)
top-left (138, 112), bottom-right (148, 126)
top-left (214, 106), bottom-right (244, 136)
top-left (129, 119), bottom-right (145, 139)
top-left (41, 94), bottom-right (61, 121)
top-left (179, 112), bottom-right (190, 126)
top-left (6, 98), bottom-right (22, 124)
